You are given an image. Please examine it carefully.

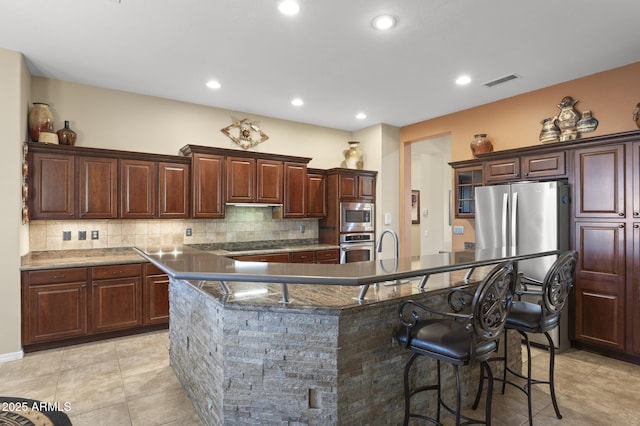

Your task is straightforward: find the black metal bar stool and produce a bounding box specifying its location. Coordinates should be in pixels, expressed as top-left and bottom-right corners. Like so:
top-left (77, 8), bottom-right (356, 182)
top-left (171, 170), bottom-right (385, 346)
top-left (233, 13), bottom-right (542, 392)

top-left (396, 261), bottom-right (517, 426)
top-left (473, 250), bottom-right (578, 426)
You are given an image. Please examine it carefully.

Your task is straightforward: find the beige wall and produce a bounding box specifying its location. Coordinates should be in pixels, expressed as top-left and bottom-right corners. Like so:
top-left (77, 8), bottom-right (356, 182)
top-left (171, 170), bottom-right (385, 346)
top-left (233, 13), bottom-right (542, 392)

top-left (400, 61), bottom-right (640, 250)
top-left (0, 49), bottom-right (29, 358)
top-left (31, 78), bottom-right (353, 169)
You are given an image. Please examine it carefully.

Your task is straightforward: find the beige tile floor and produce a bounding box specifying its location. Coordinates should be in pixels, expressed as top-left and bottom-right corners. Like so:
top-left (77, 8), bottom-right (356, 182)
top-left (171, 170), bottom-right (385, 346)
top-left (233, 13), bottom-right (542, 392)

top-left (1, 331), bottom-right (640, 425)
top-left (0, 331), bottom-right (201, 426)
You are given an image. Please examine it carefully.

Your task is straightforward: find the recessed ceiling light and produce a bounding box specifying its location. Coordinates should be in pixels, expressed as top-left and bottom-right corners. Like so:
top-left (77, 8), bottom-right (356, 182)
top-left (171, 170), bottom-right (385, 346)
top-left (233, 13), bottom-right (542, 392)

top-left (356, 112), bottom-right (367, 120)
top-left (371, 15), bottom-right (396, 30)
top-left (291, 98), bottom-right (304, 106)
top-left (455, 75), bottom-right (471, 85)
top-left (278, 0), bottom-right (300, 16)
top-left (206, 80), bottom-right (221, 89)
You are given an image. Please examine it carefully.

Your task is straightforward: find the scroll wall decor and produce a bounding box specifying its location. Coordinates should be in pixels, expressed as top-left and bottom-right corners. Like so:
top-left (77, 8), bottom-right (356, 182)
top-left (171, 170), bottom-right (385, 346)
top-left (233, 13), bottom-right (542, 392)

top-left (221, 118), bottom-right (269, 150)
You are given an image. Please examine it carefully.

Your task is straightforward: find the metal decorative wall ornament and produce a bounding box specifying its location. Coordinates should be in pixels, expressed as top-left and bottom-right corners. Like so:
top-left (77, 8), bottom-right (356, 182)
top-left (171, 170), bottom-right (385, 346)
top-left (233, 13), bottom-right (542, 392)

top-left (539, 96), bottom-right (598, 143)
top-left (221, 118), bottom-right (269, 150)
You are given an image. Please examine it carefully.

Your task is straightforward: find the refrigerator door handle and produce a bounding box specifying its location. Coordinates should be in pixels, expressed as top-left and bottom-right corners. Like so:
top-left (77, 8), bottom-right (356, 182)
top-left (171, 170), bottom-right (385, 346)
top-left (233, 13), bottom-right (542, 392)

top-left (511, 191), bottom-right (518, 247)
top-left (501, 193), bottom-right (508, 248)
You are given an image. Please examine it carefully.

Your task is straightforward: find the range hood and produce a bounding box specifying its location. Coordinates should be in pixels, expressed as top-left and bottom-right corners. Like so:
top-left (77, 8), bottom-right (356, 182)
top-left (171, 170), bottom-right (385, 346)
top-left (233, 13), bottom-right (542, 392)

top-left (226, 202), bottom-right (283, 208)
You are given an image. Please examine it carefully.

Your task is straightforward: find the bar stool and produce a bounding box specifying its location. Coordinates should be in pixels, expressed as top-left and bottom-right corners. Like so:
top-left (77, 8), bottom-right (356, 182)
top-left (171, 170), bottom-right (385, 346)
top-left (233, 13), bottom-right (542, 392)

top-left (396, 261), bottom-right (516, 426)
top-left (473, 250), bottom-right (578, 426)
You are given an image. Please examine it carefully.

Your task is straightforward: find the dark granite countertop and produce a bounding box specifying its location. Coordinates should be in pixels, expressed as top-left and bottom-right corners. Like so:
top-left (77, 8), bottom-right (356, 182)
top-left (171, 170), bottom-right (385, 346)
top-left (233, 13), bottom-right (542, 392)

top-left (20, 241), bottom-right (340, 271)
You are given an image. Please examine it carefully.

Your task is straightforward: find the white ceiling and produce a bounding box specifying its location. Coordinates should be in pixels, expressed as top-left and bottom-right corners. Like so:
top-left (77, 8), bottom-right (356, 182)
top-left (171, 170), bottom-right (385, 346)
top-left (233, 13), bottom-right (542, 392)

top-left (2, 0), bottom-right (639, 132)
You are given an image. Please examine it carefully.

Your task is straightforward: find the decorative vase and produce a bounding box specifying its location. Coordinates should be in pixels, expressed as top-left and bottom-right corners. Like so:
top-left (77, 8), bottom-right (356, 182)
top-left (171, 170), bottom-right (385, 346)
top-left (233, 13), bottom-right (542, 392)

top-left (556, 96), bottom-right (580, 130)
top-left (633, 102), bottom-right (640, 129)
top-left (539, 117), bottom-right (560, 143)
top-left (28, 102), bottom-right (54, 142)
top-left (469, 134), bottom-right (493, 157)
top-left (57, 120), bottom-right (77, 145)
top-left (576, 110), bottom-right (598, 134)
top-left (344, 141), bottom-right (363, 169)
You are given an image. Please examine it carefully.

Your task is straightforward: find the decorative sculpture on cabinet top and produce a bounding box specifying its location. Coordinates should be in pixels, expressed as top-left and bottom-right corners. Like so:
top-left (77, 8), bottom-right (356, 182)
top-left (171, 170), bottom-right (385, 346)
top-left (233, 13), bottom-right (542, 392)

top-left (221, 118), bottom-right (269, 150)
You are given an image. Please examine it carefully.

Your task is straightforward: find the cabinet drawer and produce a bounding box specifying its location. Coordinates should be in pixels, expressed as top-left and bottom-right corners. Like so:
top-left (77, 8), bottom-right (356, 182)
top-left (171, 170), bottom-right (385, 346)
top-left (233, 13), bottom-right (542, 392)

top-left (145, 263), bottom-right (166, 276)
top-left (28, 267), bottom-right (87, 285)
top-left (316, 249), bottom-right (339, 262)
top-left (92, 263), bottom-right (142, 279)
top-left (291, 251), bottom-right (316, 263)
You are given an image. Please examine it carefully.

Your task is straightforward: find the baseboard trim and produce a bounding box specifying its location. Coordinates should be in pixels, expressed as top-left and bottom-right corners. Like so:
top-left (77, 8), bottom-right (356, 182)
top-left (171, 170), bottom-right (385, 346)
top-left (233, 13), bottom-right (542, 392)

top-left (0, 349), bottom-right (24, 362)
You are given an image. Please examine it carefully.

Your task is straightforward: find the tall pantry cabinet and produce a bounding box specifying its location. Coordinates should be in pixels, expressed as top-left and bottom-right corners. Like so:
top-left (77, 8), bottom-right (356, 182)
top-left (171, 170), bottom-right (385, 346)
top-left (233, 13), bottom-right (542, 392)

top-left (571, 133), bottom-right (640, 361)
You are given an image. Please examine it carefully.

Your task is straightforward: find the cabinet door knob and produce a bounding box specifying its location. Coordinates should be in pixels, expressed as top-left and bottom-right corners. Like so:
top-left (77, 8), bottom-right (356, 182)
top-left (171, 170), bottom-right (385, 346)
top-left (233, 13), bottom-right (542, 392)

top-left (634, 212), bottom-right (639, 217)
top-left (634, 224), bottom-right (640, 229)
top-left (619, 212), bottom-right (625, 216)
top-left (619, 224), bottom-right (625, 228)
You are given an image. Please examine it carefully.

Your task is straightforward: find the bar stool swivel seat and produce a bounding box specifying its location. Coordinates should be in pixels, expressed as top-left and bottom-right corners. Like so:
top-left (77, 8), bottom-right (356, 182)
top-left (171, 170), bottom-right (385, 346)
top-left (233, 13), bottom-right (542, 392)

top-left (396, 261), bottom-right (517, 426)
top-left (473, 250), bottom-right (578, 426)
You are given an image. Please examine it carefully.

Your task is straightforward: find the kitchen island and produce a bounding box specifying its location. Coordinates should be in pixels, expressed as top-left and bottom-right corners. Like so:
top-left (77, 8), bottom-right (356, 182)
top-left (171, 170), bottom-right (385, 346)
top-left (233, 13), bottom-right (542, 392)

top-left (135, 246), bottom-right (558, 425)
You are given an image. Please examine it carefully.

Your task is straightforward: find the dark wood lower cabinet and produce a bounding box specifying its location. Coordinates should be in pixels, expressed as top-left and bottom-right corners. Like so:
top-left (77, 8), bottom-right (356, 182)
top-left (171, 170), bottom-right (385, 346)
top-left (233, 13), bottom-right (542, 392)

top-left (573, 221), bottom-right (627, 351)
top-left (27, 282), bottom-right (88, 343)
top-left (22, 262), bottom-right (168, 349)
top-left (92, 275), bottom-right (142, 333)
top-left (144, 264), bottom-right (170, 325)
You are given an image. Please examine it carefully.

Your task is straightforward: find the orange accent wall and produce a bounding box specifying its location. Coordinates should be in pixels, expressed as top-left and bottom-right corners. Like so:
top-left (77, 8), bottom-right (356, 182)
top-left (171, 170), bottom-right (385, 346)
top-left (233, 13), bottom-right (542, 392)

top-left (400, 61), bottom-right (640, 250)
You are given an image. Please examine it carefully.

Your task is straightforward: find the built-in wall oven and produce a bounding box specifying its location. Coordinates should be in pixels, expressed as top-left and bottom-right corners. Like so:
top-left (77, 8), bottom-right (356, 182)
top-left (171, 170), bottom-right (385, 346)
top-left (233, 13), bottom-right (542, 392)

top-left (340, 202), bottom-right (374, 233)
top-left (340, 233), bottom-right (375, 264)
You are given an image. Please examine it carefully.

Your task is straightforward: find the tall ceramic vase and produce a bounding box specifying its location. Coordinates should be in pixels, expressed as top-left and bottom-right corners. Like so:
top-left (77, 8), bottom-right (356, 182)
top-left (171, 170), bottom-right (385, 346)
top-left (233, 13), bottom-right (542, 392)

top-left (344, 141), bottom-right (363, 169)
top-left (28, 102), bottom-right (54, 142)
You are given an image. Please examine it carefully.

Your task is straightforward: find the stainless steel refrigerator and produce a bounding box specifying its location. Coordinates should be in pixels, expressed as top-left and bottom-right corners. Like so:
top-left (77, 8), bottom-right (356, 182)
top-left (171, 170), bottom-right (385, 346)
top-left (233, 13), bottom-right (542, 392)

top-left (475, 180), bottom-right (570, 351)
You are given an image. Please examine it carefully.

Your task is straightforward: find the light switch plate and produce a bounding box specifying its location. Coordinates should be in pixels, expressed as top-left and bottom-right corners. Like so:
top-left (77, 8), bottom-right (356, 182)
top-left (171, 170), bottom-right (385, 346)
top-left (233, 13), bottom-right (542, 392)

top-left (63, 231), bottom-right (71, 241)
top-left (79, 231), bottom-right (86, 240)
top-left (453, 226), bottom-right (464, 235)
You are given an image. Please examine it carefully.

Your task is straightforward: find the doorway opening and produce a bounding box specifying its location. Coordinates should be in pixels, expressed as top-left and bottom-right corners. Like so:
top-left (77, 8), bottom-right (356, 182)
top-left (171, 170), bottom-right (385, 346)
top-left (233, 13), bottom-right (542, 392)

top-left (409, 135), bottom-right (452, 257)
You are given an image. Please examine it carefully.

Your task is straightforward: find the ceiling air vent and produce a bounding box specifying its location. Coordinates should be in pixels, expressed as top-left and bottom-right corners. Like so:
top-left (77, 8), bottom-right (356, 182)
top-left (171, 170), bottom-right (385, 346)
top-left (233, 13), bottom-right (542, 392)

top-left (484, 74), bottom-right (520, 87)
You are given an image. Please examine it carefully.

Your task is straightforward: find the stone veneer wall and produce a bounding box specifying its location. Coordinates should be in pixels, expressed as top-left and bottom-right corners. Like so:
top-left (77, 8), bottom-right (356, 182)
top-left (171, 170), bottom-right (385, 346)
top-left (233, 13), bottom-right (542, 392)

top-left (28, 206), bottom-right (318, 251)
top-left (170, 278), bottom-right (522, 425)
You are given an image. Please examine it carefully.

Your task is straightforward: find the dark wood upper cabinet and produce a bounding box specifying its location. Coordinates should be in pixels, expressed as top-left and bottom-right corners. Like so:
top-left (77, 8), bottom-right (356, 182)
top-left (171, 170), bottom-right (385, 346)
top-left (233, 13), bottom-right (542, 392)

top-left (336, 170), bottom-right (376, 201)
top-left (29, 152), bottom-right (75, 219)
top-left (226, 156), bottom-right (256, 203)
top-left (257, 159), bottom-right (283, 204)
top-left (191, 153), bottom-right (225, 218)
top-left (306, 170), bottom-right (327, 218)
top-left (453, 166), bottom-right (482, 218)
top-left (282, 162), bottom-right (306, 217)
top-left (158, 162), bottom-right (190, 219)
top-left (77, 156), bottom-right (118, 219)
top-left (521, 151), bottom-right (566, 179)
top-left (484, 158), bottom-right (521, 182)
top-left (120, 159), bottom-right (156, 219)
top-left (573, 144), bottom-right (626, 218)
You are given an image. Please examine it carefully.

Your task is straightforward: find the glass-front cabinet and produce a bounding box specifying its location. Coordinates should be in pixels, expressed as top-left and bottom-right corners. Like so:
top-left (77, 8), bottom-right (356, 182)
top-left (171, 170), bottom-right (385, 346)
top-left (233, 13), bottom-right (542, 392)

top-left (454, 166), bottom-right (483, 217)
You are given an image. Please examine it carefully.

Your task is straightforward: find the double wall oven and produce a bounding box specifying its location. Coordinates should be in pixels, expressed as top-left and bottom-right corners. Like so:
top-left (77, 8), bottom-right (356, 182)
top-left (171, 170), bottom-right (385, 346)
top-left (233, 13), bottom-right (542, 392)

top-left (339, 202), bottom-right (375, 263)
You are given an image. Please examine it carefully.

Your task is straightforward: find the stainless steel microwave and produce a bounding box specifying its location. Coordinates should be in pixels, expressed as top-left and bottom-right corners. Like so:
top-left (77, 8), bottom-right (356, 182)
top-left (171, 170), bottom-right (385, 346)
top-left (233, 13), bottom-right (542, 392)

top-left (340, 202), bottom-right (374, 233)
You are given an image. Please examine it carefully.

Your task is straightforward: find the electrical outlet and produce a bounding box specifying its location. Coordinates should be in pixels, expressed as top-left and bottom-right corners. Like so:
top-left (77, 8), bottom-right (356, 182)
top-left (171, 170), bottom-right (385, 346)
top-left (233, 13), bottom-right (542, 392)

top-left (79, 231), bottom-right (86, 240)
top-left (185, 228), bottom-right (192, 237)
top-left (91, 230), bottom-right (99, 240)
top-left (63, 231), bottom-right (71, 241)
top-left (299, 225), bottom-right (305, 233)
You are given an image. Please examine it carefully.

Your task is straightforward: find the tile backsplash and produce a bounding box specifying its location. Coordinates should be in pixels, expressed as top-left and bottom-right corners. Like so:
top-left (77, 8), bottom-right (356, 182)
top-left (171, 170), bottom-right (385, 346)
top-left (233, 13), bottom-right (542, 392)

top-left (29, 206), bottom-right (318, 252)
